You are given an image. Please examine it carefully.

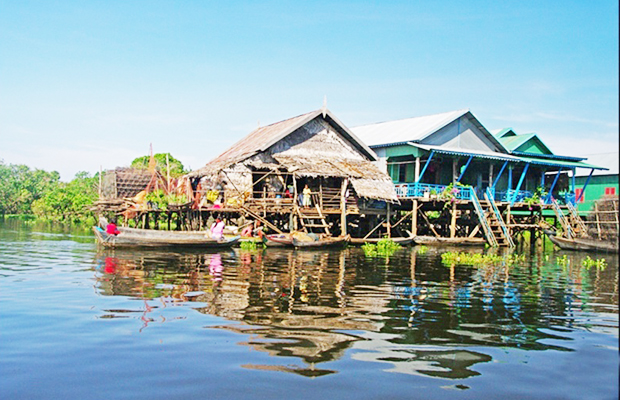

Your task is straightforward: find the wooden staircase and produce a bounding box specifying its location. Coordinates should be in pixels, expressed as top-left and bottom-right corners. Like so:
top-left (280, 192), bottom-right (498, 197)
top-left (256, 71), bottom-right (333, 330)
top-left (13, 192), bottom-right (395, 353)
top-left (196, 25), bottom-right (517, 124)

top-left (550, 199), bottom-right (589, 239)
top-left (566, 201), bottom-right (589, 238)
top-left (471, 190), bottom-right (514, 247)
top-left (296, 203), bottom-right (331, 234)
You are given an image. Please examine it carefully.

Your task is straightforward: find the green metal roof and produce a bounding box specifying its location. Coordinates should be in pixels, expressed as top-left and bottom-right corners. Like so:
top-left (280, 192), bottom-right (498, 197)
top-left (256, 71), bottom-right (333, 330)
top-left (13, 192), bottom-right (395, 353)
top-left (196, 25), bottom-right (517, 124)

top-left (498, 133), bottom-right (553, 155)
top-left (516, 155), bottom-right (606, 170)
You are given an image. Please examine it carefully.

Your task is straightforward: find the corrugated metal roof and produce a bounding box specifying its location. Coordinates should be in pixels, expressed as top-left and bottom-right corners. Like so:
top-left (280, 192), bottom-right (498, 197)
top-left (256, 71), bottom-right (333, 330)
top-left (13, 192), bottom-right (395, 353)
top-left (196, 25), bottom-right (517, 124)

top-left (409, 143), bottom-right (521, 162)
top-left (351, 109), bottom-right (470, 147)
top-left (575, 152), bottom-right (618, 176)
top-left (517, 155), bottom-right (606, 170)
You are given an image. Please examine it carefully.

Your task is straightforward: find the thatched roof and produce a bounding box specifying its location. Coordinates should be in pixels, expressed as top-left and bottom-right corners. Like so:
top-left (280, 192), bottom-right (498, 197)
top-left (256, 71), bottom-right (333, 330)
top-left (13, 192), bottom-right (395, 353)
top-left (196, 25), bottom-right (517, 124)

top-left (188, 108), bottom-right (398, 202)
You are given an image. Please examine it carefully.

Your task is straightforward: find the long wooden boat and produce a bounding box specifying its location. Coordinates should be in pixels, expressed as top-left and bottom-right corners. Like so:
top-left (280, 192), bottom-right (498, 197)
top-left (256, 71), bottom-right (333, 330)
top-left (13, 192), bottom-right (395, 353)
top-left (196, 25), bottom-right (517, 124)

top-left (547, 234), bottom-right (618, 252)
top-left (265, 234), bottom-right (294, 247)
top-left (292, 235), bottom-right (350, 249)
top-left (412, 236), bottom-right (486, 246)
top-left (93, 226), bottom-right (240, 248)
top-left (349, 236), bottom-right (414, 246)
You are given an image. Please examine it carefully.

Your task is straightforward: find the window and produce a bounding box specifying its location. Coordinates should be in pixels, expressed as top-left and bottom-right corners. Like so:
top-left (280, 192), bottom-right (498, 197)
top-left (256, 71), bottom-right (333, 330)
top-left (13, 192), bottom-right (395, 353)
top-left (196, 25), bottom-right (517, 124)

top-left (605, 187), bottom-right (616, 195)
top-left (575, 188), bottom-right (584, 203)
top-left (398, 164), bottom-right (407, 183)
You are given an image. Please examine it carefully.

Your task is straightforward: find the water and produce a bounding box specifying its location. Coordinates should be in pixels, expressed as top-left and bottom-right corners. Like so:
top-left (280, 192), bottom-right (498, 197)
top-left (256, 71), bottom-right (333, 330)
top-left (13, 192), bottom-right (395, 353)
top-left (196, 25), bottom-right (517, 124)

top-left (1, 220), bottom-right (618, 400)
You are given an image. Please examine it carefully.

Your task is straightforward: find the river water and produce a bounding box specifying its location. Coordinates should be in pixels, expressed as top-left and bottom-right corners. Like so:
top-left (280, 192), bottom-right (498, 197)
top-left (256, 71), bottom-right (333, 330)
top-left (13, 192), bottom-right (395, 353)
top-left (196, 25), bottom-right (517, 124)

top-left (0, 220), bottom-right (618, 400)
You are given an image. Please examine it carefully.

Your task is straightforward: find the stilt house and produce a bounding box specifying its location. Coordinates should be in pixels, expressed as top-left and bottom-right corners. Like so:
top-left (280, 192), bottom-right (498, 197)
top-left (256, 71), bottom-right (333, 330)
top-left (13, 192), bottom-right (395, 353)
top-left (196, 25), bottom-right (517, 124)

top-left (187, 107), bottom-right (398, 236)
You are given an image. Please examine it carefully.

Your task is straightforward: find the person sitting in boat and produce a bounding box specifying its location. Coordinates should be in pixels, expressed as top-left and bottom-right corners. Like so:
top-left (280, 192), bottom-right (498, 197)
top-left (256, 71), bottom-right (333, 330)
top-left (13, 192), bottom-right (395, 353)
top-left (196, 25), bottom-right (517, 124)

top-left (210, 217), bottom-right (225, 240)
top-left (241, 221), bottom-right (254, 237)
top-left (106, 222), bottom-right (120, 236)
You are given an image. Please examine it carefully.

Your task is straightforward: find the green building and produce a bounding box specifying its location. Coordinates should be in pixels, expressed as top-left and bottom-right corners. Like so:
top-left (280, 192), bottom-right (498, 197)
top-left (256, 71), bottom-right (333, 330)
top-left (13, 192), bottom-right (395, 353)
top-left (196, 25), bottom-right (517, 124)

top-left (574, 152), bottom-right (619, 212)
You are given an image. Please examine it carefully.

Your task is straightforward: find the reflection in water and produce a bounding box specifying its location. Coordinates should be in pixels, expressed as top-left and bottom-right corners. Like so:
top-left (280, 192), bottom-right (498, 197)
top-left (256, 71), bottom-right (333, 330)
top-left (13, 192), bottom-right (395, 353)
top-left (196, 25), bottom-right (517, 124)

top-left (93, 246), bottom-right (619, 379)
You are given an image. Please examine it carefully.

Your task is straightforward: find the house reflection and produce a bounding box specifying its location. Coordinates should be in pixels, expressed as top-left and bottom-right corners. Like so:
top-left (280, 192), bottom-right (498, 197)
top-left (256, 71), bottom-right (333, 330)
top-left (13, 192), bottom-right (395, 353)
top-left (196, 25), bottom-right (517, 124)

top-left (92, 247), bottom-right (618, 378)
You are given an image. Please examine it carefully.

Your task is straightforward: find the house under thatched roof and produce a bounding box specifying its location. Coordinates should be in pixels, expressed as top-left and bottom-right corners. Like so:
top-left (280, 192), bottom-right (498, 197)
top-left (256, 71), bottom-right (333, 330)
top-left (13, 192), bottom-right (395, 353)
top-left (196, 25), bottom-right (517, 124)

top-left (189, 107), bottom-right (398, 202)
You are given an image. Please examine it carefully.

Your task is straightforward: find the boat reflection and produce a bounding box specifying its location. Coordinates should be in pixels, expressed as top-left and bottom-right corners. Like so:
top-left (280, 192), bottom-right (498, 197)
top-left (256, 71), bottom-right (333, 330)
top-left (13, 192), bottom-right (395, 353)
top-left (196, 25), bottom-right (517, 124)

top-left (93, 246), bottom-right (618, 378)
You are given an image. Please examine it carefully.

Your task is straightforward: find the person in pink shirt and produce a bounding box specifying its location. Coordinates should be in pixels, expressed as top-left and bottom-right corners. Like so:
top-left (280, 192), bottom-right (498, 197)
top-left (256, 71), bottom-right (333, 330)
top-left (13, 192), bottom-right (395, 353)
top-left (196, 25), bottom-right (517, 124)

top-left (210, 217), bottom-right (225, 240)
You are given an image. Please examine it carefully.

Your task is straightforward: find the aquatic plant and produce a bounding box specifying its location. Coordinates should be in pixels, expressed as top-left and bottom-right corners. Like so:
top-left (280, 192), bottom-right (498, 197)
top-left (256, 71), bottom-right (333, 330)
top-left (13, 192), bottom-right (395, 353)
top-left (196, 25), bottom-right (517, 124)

top-left (362, 238), bottom-right (402, 258)
top-left (556, 255), bottom-right (570, 267)
top-left (582, 256), bottom-right (607, 270)
top-left (441, 251), bottom-right (525, 267)
top-left (240, 240), bottom-right (264, 250)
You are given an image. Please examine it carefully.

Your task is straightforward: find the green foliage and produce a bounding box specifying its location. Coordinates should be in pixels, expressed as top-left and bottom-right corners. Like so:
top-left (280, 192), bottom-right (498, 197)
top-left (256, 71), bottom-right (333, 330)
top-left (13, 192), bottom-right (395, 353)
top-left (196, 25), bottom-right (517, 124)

top-left (441, 251), bottom-right (525, 266)
top-left (144, 189), bottom-right (188, 211)
top-left (31, 171), bottom-right (98, 223)
top-left (131, 153), bottom-right (186, 177)
top-left (416, 245), bottom-right (428, 254)
top-left (582, 256), bottom-right (607, 270)
top-left (240, 240), bottom-right (264, 250)
top-left (523, 187), bottom-right (547, 208)
top-left (0, 161), bottom-right (60, 215)
top-left (362, 238), bottom-right (402, 258)
top-left (426, 210), bottom-right (441, 220)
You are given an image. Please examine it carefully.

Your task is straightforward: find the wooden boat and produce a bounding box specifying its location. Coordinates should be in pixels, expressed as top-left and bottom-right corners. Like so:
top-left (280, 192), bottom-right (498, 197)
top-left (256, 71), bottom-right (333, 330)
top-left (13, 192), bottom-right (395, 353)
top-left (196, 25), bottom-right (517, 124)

top-left (292, 235), bottom-right (350, 249)
top-left (93, 226), bottom-right (240, 249)
top-left (412, 236), bottom-right (486, 246)
top-left (265, 234), bottom-right (294, 247)
top-left (349, 236), bottom-right (414, 246)
top-left (546, 234), bottom-right (618, 252)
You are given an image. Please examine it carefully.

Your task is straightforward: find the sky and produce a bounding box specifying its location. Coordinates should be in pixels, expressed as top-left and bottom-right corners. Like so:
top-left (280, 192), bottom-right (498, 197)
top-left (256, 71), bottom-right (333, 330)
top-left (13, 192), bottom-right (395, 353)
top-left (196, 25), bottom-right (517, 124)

top-left (1, 0), bottom-right (618, 181)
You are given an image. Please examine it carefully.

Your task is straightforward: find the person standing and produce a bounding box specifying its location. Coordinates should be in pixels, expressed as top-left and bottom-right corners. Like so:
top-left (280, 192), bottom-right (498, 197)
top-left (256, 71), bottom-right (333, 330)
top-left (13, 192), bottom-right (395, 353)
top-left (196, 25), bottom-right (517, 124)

top-left (302, 184), bottom-right (312, 208)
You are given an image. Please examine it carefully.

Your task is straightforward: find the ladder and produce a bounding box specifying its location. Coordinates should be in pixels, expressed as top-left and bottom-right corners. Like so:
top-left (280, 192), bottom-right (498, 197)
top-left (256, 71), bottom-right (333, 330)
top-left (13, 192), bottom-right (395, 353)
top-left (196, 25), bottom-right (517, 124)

top-left (485, 188), bottom-right (515, 247)
top-left (551, 199), bottom-right (573, 239)
top-left (470, 190), bottom-right (498, 247)
top-left (566, 201), bottom-right (588, 238)
top-left (296, 203), bottom-right (330, 234)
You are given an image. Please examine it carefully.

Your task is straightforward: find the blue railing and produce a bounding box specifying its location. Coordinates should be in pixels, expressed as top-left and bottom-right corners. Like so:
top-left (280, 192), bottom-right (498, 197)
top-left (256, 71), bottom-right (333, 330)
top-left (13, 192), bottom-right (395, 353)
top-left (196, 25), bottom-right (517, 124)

top-left (393, 183), bottom-right (472, 200)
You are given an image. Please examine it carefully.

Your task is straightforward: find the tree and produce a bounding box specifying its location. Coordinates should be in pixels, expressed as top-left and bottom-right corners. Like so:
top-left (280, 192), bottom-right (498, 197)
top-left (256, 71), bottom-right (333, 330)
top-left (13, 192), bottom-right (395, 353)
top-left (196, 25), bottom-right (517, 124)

top-left (31, 171), bottom-right (98, 223)
top-left (131, 153), bottom-right (186, 178)
top-left (0, 161), bottom-right (60, 215)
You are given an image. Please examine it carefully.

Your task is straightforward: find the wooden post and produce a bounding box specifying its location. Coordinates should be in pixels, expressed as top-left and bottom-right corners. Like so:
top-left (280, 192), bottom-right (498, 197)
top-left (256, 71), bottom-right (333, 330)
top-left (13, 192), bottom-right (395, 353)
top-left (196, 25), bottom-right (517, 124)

top-left (412, 199), bottom-right (418, 236)
top-left (450, 202), bottom-right (457, 238)
top-left (415, 157), bottom-right (420, 182)
top-left (340, 178), bottom-right (348, 236)
top-left (166, 154), bottom-right (170, 192)
top-left (387, 202), bottom-right (391, 238)
top-left (98, 165), bottom-right (102, 199)
top-left (595, 202), bottom-right (602, 238)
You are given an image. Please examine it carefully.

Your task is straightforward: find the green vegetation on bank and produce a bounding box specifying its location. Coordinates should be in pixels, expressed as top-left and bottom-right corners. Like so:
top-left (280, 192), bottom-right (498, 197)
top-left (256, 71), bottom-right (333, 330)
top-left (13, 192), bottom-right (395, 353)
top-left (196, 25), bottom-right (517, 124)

top-left (1, 154), bottom-right (187, 225)
top-left (0, 161), bottom-right (98, 224)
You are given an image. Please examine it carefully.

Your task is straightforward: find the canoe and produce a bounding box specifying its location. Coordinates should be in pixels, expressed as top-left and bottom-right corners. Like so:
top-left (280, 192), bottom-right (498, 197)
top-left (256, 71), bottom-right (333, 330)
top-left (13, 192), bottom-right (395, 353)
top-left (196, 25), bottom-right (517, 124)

top-left (265, 234), bottom-right (294, 247)
top-left (349, 236), bottom-right (414, 246)
top-left (547, 234), bottom-right (618, 252)
top-left (292, 235), bottom-right (350, 249)
top-left (412, 236), bottom-right (486, 246)
top-left (93, 226), bottom-right (240, 249)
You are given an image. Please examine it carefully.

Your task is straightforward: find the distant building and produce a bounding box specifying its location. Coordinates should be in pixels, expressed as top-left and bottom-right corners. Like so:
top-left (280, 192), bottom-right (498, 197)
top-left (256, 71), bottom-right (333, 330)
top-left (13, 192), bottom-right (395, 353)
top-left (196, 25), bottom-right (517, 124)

top-left (574, 152), bottom-right (619, 212)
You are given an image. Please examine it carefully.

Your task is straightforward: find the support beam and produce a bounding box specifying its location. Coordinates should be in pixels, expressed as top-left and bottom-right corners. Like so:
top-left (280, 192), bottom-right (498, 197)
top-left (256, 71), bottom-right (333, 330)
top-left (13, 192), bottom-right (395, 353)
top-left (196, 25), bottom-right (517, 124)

top-left (575, 169), bottom-right (594, 203)
top-left (457, 155), bottom-right (474, 183)
top-left (415, 150), bottom-right (435, 184)
top-left (545, 168), bottom-right (563, 203)
top-left (491, 161), bottom-right (508, 189)
top-left (510, 163), bottom-right (530, 205)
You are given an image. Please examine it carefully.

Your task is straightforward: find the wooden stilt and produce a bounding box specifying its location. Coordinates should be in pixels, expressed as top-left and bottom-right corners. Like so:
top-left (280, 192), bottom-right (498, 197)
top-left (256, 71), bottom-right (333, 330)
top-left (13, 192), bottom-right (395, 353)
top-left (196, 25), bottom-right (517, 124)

top-left (449, 202), bottom-right (457, 238)
top-left (412, 200), bottom-right (418, 236)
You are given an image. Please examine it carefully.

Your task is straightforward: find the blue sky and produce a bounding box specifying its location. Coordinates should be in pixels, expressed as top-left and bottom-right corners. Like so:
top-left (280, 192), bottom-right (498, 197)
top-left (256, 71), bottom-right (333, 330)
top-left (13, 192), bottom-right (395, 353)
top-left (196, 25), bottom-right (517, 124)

top-left (1, 0), bottom-right (617, 180)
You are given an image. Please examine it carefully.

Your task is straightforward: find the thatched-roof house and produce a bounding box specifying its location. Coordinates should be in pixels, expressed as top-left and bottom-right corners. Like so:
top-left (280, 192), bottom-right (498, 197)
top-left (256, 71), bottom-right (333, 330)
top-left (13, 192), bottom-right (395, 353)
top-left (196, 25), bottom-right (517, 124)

top-left (189, 107), bottom-right (398, 205)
